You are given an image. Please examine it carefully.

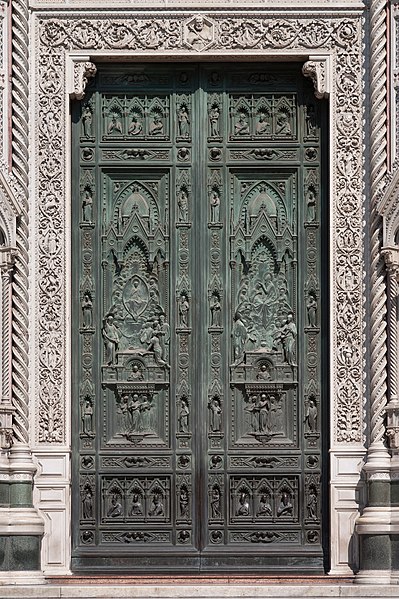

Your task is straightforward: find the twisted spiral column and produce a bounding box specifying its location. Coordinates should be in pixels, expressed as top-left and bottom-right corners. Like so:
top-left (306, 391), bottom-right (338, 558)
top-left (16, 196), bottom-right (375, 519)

top-left (387, 268), bottom-right (398, 401)
top-left (368, 0), bottom-right (389, 456)
top-left (10, 0), bottom-right (30, 446)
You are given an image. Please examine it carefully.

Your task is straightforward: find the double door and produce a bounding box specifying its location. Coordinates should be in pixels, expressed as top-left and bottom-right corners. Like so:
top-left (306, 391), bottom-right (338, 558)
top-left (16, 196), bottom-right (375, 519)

top-left (72, 63), bottom-right (327, 572)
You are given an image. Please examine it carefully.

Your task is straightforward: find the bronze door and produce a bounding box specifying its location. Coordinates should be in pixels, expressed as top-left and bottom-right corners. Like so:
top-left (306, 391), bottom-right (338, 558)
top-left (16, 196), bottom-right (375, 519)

top-left (72, 63), bottom-right (327, 573)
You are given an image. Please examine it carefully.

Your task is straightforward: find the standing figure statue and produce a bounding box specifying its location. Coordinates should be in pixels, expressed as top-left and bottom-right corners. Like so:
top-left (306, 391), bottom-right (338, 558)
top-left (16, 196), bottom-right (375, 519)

top-left (209, 105), bottom-right (220, 136)
top-left (304, 398), bottom-right (318, 432)
top-left (82, 105), bottom-right (92, 137)
top-left (210, 293), bottom-right (221, 327)
top-left (178, 398), bottom-right (190, 433)
top-left (82, 292), bottom-right (93, 328)
top-left (178, 293), bottom-right (190, 327)
top-left (307, 293), bottom-right (317, 327)
top-left (232, 312), bottom-right (247, 363)
top-left (280, 313), bottom-right (297, 365)
top-left (102, 315), bottom-right (120, 365)
top-left (210, 189), bottom-right (221, 223)
top-left (177, 189), bottom-right (189, 222)
top-left (209, 397), bottom-right (222, 432)
top-left (178, 105), bottom-right (190, 137)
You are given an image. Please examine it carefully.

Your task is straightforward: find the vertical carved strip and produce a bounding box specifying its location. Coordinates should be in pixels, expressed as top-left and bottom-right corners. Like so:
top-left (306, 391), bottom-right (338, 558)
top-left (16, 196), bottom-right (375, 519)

top-left (11, 0), bottom-right (29, 445)
top-left (387, 268), bottom-right (398, 400)
top-left (369, 0), bottom-right (388, 449)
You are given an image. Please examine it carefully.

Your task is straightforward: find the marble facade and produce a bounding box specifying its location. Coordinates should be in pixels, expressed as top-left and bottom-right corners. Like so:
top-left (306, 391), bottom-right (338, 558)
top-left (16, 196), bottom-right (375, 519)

top-left (0, 0), bottom-right (398, 584)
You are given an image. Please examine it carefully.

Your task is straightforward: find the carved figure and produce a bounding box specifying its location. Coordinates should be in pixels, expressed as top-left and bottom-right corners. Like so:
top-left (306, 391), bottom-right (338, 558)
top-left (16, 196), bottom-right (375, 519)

top-left (210, 189), bottom-right (221, 223)
top-left (256, 113), bottom-right (270, 135)
top-left (277, 491), bottom-right (293, 517)
top-left (257, 363), bottom-right (271, 380)
top-left (209, 397), bottom-right (222, 432)
top-left (307, 293), bottom-right (317, 327)
top-left (247, 394), bottom-right (259, 432)
top-left (140, 394), bottom-right (152, 432)
top-left (186, 16), bottom-right (213, 49)
top-left (179, 487), bottom-right (189, 517)
top-left (305, 104), bottom-right (317, 136)
top-left (178, 105), bottom-right (190, 137)
top-left (148, 331), bottom-right (168, 368)
top-left (140, 320), bottom-right (154, 345)
top-left (128, 115), bottom-right (143, 135)
top-left (82, 189), bottom-right (93, 223)
top-left (276, 112), bottom-right (291, 134)
top-left (158, 314), bottom-right (170, 360)
top-left (178, 294), bottom-right (189, 327)
top-left (257, 494), bottom-right (272, 517)
top-left (102, 315), bottom-right (120, 365)
top-left (148, 493), bottom-right (164, 516)
top-left (128, 393), bottom-right (141, 433)
top-left (108, 114), bottom-right (123, 134)
top-left (258, 393), bottom-right (271, 434)
top-left (209, 105), bottom-right (220, 136)
top-left (210, 292), bottom-right (221, 326)
top-left (82, 105), bottom-right (92, 137)
top-left (307, 487), bottom-right (317, 519)
top-left (82, 292), bottom-right (93, 328)
top-left (234, 112), bottom-right (249, 135)
top-left (304, 398), bottom-right (318, 433)
top-left (149, 115), bottom-right (164, 135)
top-left (107, 494), bottom-right (122, 517)
top-left (177, 189), bottom-right (189, 221)
top-left (178, 398), bottom-right (189, 433)
top-left (306, 189), bottom-right (316, 222)
top-left (82, 486), bottom-right (93, 519)
top-left (280, 313), bottom-right (297, 365)
top-left (81, 398), bottom-right (93, 435)
top-left (129, 363), bottom-right (144, 381)
top-left (211, 487), bottom-right (221, 518)
top-left (236, 492), bottom-right (250, 516)
top-left (129, 493), bottom-right (143, 516)
top-left (232, 312), bottom-right (247, 362)
top-left (128, 278), bottom-right (147, 320)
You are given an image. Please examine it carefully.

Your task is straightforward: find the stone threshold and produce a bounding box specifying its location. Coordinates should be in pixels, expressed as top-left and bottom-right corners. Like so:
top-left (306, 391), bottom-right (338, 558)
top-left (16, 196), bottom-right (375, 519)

top-left (1, 582), bottom-right (399, 599)
top-left (47, 575), bottom-right (354, 585)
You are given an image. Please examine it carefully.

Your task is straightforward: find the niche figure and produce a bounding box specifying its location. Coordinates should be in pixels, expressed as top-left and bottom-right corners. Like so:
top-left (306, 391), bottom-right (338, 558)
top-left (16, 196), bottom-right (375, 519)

top-left (232, 312), bottom-right (247, 363)
top-left (149, 115), bottom-right (164, 135)
top-left (235, 112), bottom-right (249, 135)
top-left (102, 315), bottom-right (120, 365)
top-left (256, 113), bottom-right (270, 135)
top-left (307, 293), bottom-right (317, 327)
top-left (179, 487), bottom-right (189, 517)
top-left (307, 486), bottom-right (317, 520)
top-left (304, 398), bottom-right (318, 432)
top-left (178, 398), bottom-right (190, 433)
top-left (82, 105), bottom-right (92, 137)
top-left (210, 189), bottom-right (221, 223)
top-left (178, 294), bottom-right (190, 327)
top-left (178, 105), bottom-right (190, 137)
top-left (148, 331), bottom-right (169, 368)
top-left (209, 105), bottom-right (220, 136)
top-left (82, 485), bottom-right (93, 519)
top-left (277, 491), bottom-right (293, 517)
top-left (276, 112), bottom-right (291, 134)
top-left (149, 493), bottom-right (164, 516)
top-left (280, 313), bottom-right (297, 365)
top-left (127, 393), bottom-right (141, 433)
top-left (211, 487), bottom-right (221, 518)
top-left (108, 114), bottom-right (122, 134)
top-left (128, 115), bottom-right (143, 135)
top-left (257, 494), bottom-right (272, 517)
top-left (236, 492), bottom-right (250, 516)
top-left (107, 494), bottom-right (122, 517)
top-left (210, 292), bottom-right (221, 327)
top-left (81, 398), bottom-right (93, 435)
top-left (129, 493), bottom-right (143, 516)
top-left (257, 363), bottom-right (271, 380)
top-left (129, 363), bottom-right (144, 381)
top-left (306, 189), bottom-right (317, 222)
top-left (82, 292), bottom-right (93, 328)
top-left (82, 189), bottom-right (93, 223)
top-left (177, 189), bottom-right (189, 222)
top-left (209, 397), bottom-right (222, 432)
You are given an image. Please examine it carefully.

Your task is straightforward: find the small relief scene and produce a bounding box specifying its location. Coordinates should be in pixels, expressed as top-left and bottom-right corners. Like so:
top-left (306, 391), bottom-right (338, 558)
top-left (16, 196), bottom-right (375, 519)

top-left (230, 94), bottom-right (296, 139)
top-left (100, 175), bottom-right (170, 445)
top-left (102, 476), bottom-right (170, 524)
top-left (102, 95), bottom-right (169, 140)
top-left (230, 476), bottom-right (298, 524)
top-left (229, 176), bottom-right (298, 445)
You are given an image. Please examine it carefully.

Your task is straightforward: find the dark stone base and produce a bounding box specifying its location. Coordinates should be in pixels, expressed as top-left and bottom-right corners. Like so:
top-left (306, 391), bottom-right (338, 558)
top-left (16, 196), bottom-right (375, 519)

top-left (0, 536), bottom-right (41, 571)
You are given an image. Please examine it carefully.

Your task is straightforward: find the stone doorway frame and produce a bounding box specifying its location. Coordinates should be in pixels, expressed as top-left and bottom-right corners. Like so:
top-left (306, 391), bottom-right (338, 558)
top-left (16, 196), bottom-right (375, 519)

top-left (31, 8), bottom-right (365, 575)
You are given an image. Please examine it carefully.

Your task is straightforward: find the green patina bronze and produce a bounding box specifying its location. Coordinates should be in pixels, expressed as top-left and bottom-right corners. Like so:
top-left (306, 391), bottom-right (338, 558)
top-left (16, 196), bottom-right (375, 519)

top-left (71, 63), bottom-right (328, 573)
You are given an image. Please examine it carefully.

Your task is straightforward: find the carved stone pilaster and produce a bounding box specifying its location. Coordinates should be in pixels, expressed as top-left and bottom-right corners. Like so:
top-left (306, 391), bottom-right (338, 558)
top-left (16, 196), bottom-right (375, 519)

top-left (68, 57), bottom-right (97, 101)
top-left (302, 57), bottom-right (331, 100)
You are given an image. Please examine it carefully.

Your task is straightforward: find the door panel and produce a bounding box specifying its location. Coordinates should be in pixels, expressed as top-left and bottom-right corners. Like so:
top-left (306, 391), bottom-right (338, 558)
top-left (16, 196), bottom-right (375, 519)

top-left (72, 63), bottom-right (327, 573)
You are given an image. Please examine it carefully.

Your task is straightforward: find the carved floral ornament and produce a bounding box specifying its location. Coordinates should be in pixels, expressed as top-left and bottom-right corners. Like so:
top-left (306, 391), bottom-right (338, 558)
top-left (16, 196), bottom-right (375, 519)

top-left (36, 13), bottom-right (363, 445)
